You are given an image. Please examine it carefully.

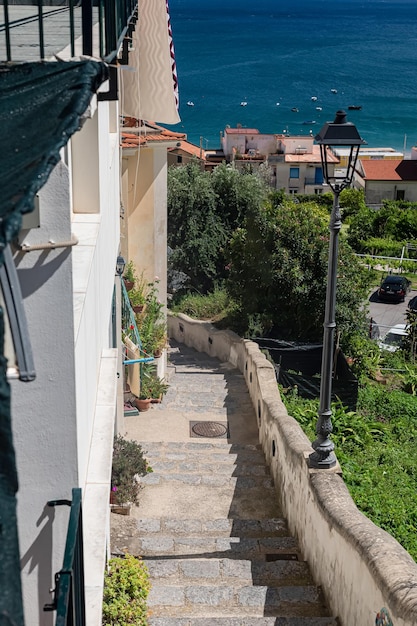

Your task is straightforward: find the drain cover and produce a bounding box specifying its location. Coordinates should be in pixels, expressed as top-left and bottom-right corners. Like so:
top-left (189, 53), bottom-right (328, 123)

top-left (190, 421), bottom-right (228, 438)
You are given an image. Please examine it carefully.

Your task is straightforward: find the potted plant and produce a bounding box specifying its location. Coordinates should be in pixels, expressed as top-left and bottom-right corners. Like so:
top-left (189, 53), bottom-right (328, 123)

top-left (133, 364), bottom-right (169, 409)
top-left (111, 435), bottom-right (152, 513)
top-left (149, 376), bottom-right (169, 403)
top-left (150, 322), bottom-right (167, 357)
top-left (123, 260), bottom-right (136, 291)
top-left (129, 288), bottom-right (146, 313)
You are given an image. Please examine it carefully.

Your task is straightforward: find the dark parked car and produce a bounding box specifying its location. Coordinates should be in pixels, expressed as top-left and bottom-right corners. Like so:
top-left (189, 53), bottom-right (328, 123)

top-left (378, 275), bottom-right (411, 303)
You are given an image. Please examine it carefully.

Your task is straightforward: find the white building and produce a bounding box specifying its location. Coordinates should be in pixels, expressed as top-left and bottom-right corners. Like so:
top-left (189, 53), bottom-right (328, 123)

top-left (354, 151), bottom-right (417, 206)
top-left (1, 1), bottom-right (179, 624)
top-left (220, 127), bottom-right (338, 194)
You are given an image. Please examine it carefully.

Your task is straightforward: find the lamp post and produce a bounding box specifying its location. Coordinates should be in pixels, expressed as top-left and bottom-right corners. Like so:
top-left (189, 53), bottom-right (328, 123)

top-left (309, 110), bottom-right (366, 469)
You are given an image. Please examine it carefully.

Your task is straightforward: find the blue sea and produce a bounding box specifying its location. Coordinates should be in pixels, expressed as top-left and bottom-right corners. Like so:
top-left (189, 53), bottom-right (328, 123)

top-left (166, 0), bottom-right (417, 153)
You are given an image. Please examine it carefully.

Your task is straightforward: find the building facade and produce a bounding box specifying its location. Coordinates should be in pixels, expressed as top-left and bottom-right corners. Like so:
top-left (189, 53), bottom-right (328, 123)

top-left (1, 0), bottom-right (180, 624)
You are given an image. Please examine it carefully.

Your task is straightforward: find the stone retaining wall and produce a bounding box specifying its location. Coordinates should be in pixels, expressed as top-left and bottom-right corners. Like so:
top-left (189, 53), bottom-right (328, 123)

top-left (168, 312), bottom-right (417, 626)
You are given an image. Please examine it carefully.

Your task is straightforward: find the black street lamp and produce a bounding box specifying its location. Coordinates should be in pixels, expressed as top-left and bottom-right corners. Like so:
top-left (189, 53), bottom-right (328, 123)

top-left (310, 110), bottom-right (366, 469)
top-left (116, 255), bottom-right (126, 277)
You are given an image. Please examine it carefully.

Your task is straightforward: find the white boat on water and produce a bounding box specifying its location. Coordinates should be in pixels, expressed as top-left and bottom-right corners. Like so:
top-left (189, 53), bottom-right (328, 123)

top-left (240, 101), bottom-right (248, 106)
top-left (316, 106), bottom-right (322, 111)
top-left (330, 89), bottom-right (337, 94)
top-left (311, 96), bottom-right (318, 101)
top-left (187, 101), bottom-right (194, 106)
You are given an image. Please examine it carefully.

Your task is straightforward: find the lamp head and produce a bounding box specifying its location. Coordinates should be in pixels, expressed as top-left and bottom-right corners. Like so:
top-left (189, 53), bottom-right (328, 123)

top-left (116, 255), bottom-right (126, 276)
top-left (315, 110), bottom-right (366, 190)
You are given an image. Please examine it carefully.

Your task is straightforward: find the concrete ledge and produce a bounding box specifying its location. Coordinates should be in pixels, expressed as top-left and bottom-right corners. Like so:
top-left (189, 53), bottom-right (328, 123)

top-left (168, 312), bottom-right (417, 625)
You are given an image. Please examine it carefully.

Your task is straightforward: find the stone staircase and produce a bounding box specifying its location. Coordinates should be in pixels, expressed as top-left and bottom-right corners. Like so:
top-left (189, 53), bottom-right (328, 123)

top-left (110, 341), bottom-right (338, 625)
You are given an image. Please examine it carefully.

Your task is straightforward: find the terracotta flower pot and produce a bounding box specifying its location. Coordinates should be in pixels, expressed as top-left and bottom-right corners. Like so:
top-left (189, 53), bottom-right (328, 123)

top-left (132, 304), bottom-right (144, 313)
top-left (134, 398), bottom-right (151, 412)
top-left (123, 279), bottom-right (134, 291)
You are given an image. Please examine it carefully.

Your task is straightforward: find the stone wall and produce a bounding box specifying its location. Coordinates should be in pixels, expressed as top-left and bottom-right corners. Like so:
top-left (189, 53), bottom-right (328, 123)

top-left (168, 312), bottom-right (417, 626)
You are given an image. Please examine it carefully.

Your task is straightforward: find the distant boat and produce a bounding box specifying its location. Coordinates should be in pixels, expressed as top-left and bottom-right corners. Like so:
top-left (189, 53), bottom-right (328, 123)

top-left (240, 101), bottom-right (248, 106)
top-left (311, 96), bottom-right (318, 101)
top-left (316, 106), bottom-right (322, 111)
top-left (302, 120), bottom-right (316, 125)
top-left (331, 88), bottom-right (338, 94)
top-left (276, 102), bottom-right (280, 106)
top-left (348, 105), bottom-right (362, 110)
top-left (186, 101), bottom-right (194, 106)
top-left (291, 107), bottom-right (299, 112)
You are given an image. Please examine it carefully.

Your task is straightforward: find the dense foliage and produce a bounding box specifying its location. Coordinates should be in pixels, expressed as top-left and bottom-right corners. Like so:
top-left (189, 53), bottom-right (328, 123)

top-left (102, 554), bottom-right (150, 625)
top-left (347, 199), bottom-right (417, 254)
top-left (282, 385), bottom-right (417, 561)
top-left (226, 195), bottom-right (370, 340)
top-left (167, 161), bottom-right (267, 293)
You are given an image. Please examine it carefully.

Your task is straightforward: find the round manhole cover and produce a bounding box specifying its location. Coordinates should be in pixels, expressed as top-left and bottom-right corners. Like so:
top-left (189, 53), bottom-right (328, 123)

top-left (191, 421), bottom-right (228, 438)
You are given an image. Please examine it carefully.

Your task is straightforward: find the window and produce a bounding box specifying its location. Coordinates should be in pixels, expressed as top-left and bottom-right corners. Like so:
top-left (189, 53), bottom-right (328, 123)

top-left (314, 188), bottom-right (323, 195)
top-left (289, 167), bottom-right (299, 178)
top-left (289, 189), bottom-right (298, 195)
top-left (396, 189), bottom-right (405, 200)
top-left (177, 155), bottom-right (183, 164)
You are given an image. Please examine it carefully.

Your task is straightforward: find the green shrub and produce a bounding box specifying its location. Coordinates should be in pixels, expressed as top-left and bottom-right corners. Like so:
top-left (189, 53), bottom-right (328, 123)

top-left (111, 436), bottom-right (151, 505)
top-left (171, 288), bottom-right (235, 320)
top-left (281, 386), bottom-right (417, 560)
top-left (102, 554), bottom-right (150, 625)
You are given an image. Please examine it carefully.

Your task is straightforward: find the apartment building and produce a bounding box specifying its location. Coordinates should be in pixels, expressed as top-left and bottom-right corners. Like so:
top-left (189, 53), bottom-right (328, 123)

top-left (0, 0), bottom-right (179, 624)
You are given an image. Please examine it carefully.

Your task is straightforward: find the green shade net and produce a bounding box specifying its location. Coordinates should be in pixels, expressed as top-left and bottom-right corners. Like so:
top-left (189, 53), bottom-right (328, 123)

top-left (0, 59), bottom-right (108, 626)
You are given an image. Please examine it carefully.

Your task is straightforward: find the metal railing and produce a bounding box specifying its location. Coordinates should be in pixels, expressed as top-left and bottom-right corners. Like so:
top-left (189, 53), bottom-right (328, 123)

top-left (1, 0), bottom-right (137, 62)
top-left (121, 279), bottom-right (154, 366)
top-left (44, 488), bottom-right (86, 626)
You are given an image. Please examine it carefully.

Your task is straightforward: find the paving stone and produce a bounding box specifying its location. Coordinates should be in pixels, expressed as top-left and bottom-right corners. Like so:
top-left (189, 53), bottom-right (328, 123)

top-left (179, 559), bottom-right (220, 579)
top-left (184, 585), bottom-right (233, 606)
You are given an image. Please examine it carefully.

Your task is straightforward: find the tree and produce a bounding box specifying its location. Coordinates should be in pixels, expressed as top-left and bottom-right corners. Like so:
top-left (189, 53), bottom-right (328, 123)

top-left (168, 161), bottom-right (227, 293)
top-left (226, 197), bottom-right (370, 341)
top-left (167, 160), bottom-right (269, 294)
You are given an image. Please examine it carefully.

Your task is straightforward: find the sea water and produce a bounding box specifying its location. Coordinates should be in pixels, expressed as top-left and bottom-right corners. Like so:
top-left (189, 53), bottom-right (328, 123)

top-left (166, 0), bottom-right (417, 153)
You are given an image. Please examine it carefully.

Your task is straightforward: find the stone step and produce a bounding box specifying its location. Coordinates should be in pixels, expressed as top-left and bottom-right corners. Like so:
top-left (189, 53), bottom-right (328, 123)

top-left (148, 617), bottom-right (338, 626)
top-left (142, 441), bottom-right (267, 464)
top-left (146, 459), bottom-right (270, 476)
top-left (147, 583), bottom-right (330, 618)
top-left (134, 535), bottom-right (299, 558)
top-left (140, 473), bottom-right (274, 489)
top-left (145, 557), bottom-right (314, 586)
top-left (136, 518), bottom-right (290, 538)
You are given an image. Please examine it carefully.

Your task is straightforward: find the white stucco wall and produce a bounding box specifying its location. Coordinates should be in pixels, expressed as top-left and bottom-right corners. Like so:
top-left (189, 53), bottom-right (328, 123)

top-left (365, 180), bottom-right (417, 204)
top-left (11, 99), bottom-right (121, 626)
top-left (12, 161), bottom-right (78, 626)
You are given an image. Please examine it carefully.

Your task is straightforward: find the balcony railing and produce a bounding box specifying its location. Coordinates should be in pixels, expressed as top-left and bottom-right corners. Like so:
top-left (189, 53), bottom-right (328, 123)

top-left (1, 0), bottom-right (137, 62)
top-left (121, 279), bottom-right (154, 366)
top-left (44, 488), bottom-right (86, 626)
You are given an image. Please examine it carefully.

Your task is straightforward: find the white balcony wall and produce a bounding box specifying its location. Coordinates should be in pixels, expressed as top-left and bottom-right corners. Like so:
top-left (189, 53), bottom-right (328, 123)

top-left (11, 161), bottom-right (78, 626)
top-left (10, 98), bottom-right (121, 626)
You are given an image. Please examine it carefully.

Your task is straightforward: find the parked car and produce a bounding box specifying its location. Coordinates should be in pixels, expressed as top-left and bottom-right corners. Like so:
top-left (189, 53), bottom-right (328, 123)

top-left (377, 275), bottom-right (411, 303)
top-left (408, 295), bottom-right (417, 312)
top-left (378, 324), bottom-right (408, 352)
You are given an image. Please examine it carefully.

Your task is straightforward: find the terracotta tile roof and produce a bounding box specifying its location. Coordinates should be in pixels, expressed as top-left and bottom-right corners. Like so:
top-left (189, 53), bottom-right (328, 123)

top-left (121, 118), bottom-right (186, 148)
top-left (360, 159), bottom-right (417, 181)
top-left (168, 140), bottom-right (205, 158)
top-left (224, 128), bottom-right (260, 135)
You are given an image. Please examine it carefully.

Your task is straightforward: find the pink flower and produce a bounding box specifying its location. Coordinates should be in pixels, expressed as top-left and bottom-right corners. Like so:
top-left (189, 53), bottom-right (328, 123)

top-left (112, 486), bottom-right (118, 492)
